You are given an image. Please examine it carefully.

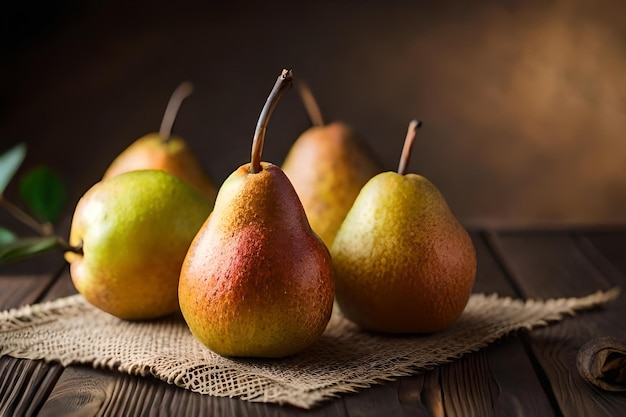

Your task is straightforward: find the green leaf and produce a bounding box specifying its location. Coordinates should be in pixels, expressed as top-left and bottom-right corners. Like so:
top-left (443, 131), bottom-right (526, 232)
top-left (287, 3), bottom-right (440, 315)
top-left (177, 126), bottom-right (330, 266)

top-left (0, 236), bottom-right (61, 264)
top-left (18, 166), bottom-right (67, 223)
top-left (0, 227), bottom-right (17, 244)
top-left (0, 143), bottom-right (27, 194)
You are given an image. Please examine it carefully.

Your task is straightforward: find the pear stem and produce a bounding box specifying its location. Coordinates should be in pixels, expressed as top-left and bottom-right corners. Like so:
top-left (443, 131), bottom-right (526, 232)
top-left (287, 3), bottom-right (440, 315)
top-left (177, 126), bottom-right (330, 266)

top-left (297, 79), bottom-right (324, 127)
top-left (397, 119), bottom-right (423, 176)
top-left (249, 69), bottom-right (294, 174)
top-left (159, 81), bottom-right (194, 143)
top-left (66, 239), bottom-right (83, 255)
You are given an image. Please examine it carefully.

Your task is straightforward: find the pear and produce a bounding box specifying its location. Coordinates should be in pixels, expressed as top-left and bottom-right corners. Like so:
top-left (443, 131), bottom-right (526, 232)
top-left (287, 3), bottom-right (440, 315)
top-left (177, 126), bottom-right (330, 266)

top-left (331, 120), bottom-right (476, 334)
top-left (64, 169), bottom-right (213, 320)
top-left (282, 80), bottom-right (381, 248)
top-left (179, 70), bottom-right (334, 358)
top-left (103, 81), bottom-right (218, 202)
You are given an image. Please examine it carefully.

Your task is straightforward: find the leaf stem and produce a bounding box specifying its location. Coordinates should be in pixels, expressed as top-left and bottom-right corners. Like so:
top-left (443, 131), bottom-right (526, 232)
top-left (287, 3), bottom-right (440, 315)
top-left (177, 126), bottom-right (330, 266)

top-left (0, 195), bottom-right (53, 236)
top-left (249, 69), bottom-right (294, 174)
top-left (159, 81), bottom-right (194, 143)
top-left (397, 119), bottom-right (423, 176)
top-left (0, 195), bottom-right (81, 254)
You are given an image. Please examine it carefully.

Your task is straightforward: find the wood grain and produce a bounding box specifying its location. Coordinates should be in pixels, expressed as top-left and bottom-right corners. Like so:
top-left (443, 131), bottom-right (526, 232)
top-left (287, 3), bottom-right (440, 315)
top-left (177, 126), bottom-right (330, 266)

top-left (0, 273), bottom-right (59, 309)
top-left (489, 231), bottom-right (626, 417)
top-left (40, 266), bottom-right (76, 301)
top-left (34, 231), bottom-right (557, 416)
top-left (0, 268), bottom-right (67, 417)
top-left (3, 230), bottom-right (624, 416)
top-left (484, 336), bottom-right (555, 417)
top-left (397, 375), bottom-right (433, 416)
top-left (471, 232), bottom-right (520, 298)
top-left (577, 230), bottom-right (626, 278)
top-left (38, 364), bottom-right (350, 417)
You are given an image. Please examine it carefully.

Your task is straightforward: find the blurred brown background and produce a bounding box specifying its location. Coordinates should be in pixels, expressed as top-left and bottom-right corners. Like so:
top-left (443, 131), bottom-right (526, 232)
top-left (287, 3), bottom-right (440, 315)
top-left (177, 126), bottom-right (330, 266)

top-left (1, 0), bottom-right (625, 230)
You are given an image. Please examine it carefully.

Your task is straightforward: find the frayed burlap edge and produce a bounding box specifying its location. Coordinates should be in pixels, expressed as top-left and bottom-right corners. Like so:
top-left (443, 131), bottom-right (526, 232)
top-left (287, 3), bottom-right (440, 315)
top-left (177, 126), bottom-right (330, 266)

top-left (0, 288), bottom-right (620, 409)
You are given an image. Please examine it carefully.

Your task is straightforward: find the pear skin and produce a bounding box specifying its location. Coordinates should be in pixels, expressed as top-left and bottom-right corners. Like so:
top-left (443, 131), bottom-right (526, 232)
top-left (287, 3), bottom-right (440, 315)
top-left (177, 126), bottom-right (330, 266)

top-left (283, 122), bottom-right (381, 248)
top-left (103, 133), bottom-right (218, 202)
top-left (102, 82), bottom-right (218, 202)
top-left (331, 121), bottom-right (476, 334)
top-left (179, 69), bottom-right (334, 358)
top-left (64, 170), bottom-right (213, 320)
top-left (179, 162), bottom-right (334, 358)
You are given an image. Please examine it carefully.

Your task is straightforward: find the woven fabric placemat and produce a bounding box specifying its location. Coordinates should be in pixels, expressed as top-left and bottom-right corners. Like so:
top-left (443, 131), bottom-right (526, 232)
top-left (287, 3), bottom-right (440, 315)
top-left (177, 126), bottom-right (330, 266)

top-left (0, 289), bottom-right (620, 408)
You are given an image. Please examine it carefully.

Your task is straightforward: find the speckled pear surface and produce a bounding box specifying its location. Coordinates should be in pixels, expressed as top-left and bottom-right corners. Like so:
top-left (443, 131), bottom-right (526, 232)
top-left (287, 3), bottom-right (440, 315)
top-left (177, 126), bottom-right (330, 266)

top-left (282, 122), bottom-right (380, 248)
top-left (179, 162), bottom-right (334, 358)
top-left (64, 170), bottom-right (214, 320)
top-left (331, 171), bottom-right (477, 333)
top-left (103, 133), bottom-right (218, 202)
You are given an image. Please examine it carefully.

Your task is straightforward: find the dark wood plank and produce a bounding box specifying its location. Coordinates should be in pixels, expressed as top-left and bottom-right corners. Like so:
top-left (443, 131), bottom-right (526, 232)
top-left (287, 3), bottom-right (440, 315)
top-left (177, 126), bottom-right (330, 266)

top-left (343, 382), bottom-right (407, 417)
top-left (484, 336), bottom-right (557, 417)
top-left (471, 232), bottom-right (520, 298)
top-left (0, 357), bottom-right (64, 417)
top-left (577, 230), bottom-right (626, 277)
top-left (397, 336), bottom-right (556, 417)
top-left (0, 267), bottom-right (67, 417)
top-left (469, 233), bottom-right (555, 416)
top-left (0, 272), bottom-right (60, 309)
top-left (440, 349), bottom-right (496, 417)
top-left (9, 231), bottom-right (556, 417)
top-left (491, 231), bottom-right (618, 296)
top-left (39, 364), bottom-right (350, 417)
top-left (489, 230), bottom-right (626, 417)
top-left (3, 231), bottom-right (557, 417)
top-left (40, 269), bottom-right (351, 416)
top-left (344, 233), bottom-right (556, 417)
top-left (397, 375), bottom-right (433, 416)
top-left (419, 369), bottom-right (445, 417)
top-left (39, 269), bottom-right (352, 416)
top-left (40, 265), bottom-right (76, 301)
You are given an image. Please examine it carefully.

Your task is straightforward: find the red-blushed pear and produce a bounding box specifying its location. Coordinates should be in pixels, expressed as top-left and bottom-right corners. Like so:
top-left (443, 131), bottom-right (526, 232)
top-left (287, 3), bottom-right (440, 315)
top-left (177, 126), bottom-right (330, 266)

top-left (178, 70), bottom-right (334, 358)
top-left (331, 120), bottom-right (477, 334)
top-left (282, 80), bottom-right (381, 248)
top-left (64, 169), bottom-right (213, 320)
top-left (103, 81), bottom-right (217, 203)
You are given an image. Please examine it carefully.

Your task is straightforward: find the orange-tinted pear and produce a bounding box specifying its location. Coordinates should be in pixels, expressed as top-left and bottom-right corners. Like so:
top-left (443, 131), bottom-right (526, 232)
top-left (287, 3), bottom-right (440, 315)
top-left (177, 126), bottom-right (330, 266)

top-left (331, 120), bottom-right (476, 333)
top-left (282, 80), bottom-right (381, 248)
top-left (103, 82), bottom-right (217, 202)
top-left (179, 70), bottom-right (334, 358)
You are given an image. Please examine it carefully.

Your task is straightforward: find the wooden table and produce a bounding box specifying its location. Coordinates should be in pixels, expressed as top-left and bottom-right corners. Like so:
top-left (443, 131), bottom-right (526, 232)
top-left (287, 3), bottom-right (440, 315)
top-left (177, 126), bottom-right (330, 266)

top-left (1, 229), bottom-right (624, 416)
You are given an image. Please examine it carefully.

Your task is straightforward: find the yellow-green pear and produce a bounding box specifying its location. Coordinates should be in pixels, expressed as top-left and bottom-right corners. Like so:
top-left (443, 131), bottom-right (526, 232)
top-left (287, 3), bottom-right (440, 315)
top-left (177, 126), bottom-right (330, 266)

top-left (331, 120), bottom-right (476, 334)
top-left (282, 80), bottom-right (381, 248)
top-left (179, 70), bottom-right (334, 358)
top-left (103, 82), bottom-right (218, 202)
top-left (64, 169), bottom-right (213, 320)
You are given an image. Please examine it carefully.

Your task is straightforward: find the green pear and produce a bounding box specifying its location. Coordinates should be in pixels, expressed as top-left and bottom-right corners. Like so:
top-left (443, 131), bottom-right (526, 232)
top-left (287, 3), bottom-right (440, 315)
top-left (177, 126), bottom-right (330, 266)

top-left (179, 70), bottom-right (334, 358)
top-left (282, 81), bottom-right (381, 248)
top-left (331, 120), bottom-right (476, 334)
top-left (103, 82), bottom-right (218, 202)
top-left (64, 169), bottom-right (213, 320)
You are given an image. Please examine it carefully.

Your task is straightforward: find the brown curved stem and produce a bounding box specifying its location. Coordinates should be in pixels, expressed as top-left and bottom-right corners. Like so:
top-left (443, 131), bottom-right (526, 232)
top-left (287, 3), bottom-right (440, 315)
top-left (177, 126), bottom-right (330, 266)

top-left (250, 69), bottom-right (294, 174)
top-left (159, 81), bottom-right (194, 143)
top-left (397, 119), bottom-right (423, 175)
top-left (297, 79), bottom-right (324, 127)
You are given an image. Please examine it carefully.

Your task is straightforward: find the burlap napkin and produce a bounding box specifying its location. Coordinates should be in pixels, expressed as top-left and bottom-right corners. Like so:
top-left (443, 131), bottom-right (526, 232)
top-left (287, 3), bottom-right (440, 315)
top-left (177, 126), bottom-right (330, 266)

top-left (0, 289), bottom-right (619, 409)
